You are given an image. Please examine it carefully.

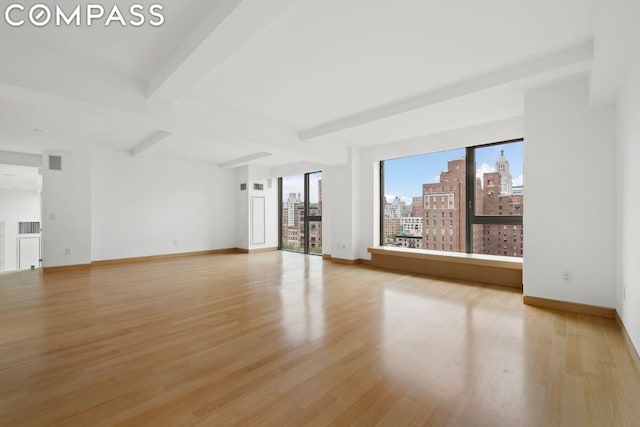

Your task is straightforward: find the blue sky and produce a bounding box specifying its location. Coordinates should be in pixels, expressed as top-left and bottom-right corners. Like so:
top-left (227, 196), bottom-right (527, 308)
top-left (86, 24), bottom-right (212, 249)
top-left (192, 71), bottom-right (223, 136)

top-left (384, 141), bottom-right (524, 204)
top-left (281, 172), bottom-right (322, 203)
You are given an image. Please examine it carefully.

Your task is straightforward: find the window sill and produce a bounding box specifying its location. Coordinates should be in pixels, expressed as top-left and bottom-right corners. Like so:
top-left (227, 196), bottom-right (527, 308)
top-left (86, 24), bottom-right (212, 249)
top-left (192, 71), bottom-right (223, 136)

top-left (367, 246), bottom-right (522, 288)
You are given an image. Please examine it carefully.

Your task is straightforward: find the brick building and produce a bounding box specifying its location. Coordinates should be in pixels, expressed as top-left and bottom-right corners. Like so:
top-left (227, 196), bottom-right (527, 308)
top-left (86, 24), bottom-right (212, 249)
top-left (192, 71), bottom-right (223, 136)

top-left (474, 153), bottom-right (523, 257)
top-left (421, 158), bottom-right (466, 252)
top-left (418, 153), bottom-right (523, 257)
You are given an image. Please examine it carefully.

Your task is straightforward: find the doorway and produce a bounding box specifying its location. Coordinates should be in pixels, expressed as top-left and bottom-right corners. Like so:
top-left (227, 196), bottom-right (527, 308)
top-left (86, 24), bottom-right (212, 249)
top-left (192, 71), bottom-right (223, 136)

top-left (0, 164), bottom-right (42, 272)
top-left (279, 172), bottom-right (322, 255)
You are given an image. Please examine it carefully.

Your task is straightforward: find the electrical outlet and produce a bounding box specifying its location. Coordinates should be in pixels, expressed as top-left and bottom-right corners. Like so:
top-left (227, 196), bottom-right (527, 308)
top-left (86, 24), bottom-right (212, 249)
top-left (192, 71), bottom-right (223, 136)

top-left (562, 270), bottom-right (570, 282)
top-left (64, 248), bottom-right (71, 256)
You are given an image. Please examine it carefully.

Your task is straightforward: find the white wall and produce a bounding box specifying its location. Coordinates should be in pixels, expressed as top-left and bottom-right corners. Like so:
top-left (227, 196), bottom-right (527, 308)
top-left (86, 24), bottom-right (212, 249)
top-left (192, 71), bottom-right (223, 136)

top-left (42, 147), bottom-right (92, 267)
top-left (357, 117), bottom-right (524, 259)
top-left (235, 166), bottom-right (250, 250)
top-left (91, 146), bottom-right (236, 261)
top-left (0, 189), bottom-right (40, 271)
top-left (323, 148), bottom-right (361, 260)
top-left (524, 76), bottom-right (616, 308)
top-left (616, 44), bottom-right (640, 353)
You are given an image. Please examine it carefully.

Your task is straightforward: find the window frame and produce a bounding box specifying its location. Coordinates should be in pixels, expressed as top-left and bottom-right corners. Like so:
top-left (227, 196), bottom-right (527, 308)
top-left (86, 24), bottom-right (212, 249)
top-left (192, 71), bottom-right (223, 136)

top-left (380, 138), bottom-right (524, 256)
top-left (465, 139), bottom-right (523, 253)
top-left (278, 171), bottom-right (323, 255)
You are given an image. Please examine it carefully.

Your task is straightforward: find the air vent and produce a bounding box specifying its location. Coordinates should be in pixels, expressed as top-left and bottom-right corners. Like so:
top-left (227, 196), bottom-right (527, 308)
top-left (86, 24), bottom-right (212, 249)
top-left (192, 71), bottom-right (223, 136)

top-left (19, 222), bottom-right (40, 234)
top-left (240, 183), bottom-right (247, 191)
top-left (253, 183), bottom-right (264, 191)
top-left (48, 155), bottom-right (62, 171)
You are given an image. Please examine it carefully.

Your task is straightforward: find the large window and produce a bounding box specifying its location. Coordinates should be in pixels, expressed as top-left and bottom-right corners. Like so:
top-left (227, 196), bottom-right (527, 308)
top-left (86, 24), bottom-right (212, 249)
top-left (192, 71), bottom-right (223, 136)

top-left (381, 139), bottom-right (523, 257)
top-left (279, 172), bottom-right (322, 255)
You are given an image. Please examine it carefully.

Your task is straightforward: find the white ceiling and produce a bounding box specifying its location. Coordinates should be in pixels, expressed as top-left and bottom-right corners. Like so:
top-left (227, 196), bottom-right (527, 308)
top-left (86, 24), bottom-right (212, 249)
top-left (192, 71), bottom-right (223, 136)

top-left (0, 0), bottom-right (635, 169)
top-left (0, 0), bottom-right (214, 81)
top-left (191, 0), bottom-right (593, 128)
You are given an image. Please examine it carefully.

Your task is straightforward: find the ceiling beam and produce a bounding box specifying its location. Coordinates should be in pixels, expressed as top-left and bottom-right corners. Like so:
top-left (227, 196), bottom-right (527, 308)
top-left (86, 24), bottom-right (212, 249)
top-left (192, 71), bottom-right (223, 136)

top-left (0, 37), bottom-right (347, 165)
top-left (130, 131), bottom-right (172, 156)
top-left (0, 150), bottom-right (42, 167)
top-left (0, 80), bottom-right (347, 166)
top-left (147, 0), bottom-right (296, 103)
top-left (219, 152), bottom-right (272, 169)
top-left (299, 42), bottom-right (594, 141)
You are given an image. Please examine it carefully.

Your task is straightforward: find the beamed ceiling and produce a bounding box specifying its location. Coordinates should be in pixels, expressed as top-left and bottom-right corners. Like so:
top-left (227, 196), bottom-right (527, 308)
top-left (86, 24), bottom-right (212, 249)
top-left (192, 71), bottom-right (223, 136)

top-left (0, 0), bottom-right (637, 169)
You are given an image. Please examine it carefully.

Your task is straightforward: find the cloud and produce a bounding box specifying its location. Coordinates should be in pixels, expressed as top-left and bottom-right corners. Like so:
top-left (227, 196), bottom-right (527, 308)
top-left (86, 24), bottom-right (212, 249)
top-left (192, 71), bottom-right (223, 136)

top-left (512, 174), bottom-right (524, 186)
top-left (384, 194), bottom-right (413, 204)
top-left (400, 196), bottom-right (413, 204)
top-left (476, 162), bottom-right (495, 177)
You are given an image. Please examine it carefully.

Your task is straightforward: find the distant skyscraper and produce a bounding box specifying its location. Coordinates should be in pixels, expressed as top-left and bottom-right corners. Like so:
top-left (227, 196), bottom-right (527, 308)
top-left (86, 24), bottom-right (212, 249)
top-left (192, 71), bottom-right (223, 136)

top-left (495, 150), bottom-right (513, 196)
top-left (286, 192), bottom-right (300, 227)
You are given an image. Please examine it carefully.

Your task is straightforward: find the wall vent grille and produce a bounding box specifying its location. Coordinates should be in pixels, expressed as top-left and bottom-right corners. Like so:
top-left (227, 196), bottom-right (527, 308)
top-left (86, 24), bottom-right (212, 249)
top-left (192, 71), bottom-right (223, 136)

top-left (48, 155), bottom-right (62, 171)
top-left (19, 222), bottom-right (40, 234)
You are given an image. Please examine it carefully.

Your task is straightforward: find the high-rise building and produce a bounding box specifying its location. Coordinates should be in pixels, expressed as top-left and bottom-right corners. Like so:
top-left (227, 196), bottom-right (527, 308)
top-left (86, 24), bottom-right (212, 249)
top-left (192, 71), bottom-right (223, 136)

top-left (474, 168), bottom-right (523, 257)
top-left (285, 192), bottom-right (301, 227)
top-left (411, 196), bottom-right (424, 218)
top-left (495, 150), bottom-right (513, 196)
top-left (383, 196), bottom-right (405, 243)
top-left (384, 196), bottom-right (405, 219)
top-left (281, 180), bottom-right (323, 252)
top-left (421, 158), bottom-right (466, 252)
top-left (415, 154), bottom-right (523, 257)
top-left (309, 179), bottom-right (322, 252)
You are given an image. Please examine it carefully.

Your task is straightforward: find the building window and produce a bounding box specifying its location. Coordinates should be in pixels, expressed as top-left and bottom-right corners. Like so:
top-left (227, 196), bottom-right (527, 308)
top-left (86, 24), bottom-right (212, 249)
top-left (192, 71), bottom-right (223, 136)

top-left (380, 139), bottom-right (523, 257)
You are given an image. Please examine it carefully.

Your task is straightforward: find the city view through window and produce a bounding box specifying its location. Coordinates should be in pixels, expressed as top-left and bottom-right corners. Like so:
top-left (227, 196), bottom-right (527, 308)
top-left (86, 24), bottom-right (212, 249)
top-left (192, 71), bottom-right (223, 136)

top-left (280, 172), bottom-right (322, 254)
top-left (383, 140), bottom-right (524, 257)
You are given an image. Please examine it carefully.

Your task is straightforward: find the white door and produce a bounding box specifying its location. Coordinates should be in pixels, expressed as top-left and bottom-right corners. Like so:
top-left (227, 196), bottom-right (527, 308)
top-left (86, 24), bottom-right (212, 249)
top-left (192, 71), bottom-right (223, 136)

top-left (18, 236), bottom-right (40, 270)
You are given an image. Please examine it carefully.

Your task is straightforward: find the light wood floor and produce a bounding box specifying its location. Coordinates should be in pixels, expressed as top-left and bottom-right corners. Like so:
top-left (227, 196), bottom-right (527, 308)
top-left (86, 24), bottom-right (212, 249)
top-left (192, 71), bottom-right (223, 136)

top-left (1, 252), bottom-right (639, 426)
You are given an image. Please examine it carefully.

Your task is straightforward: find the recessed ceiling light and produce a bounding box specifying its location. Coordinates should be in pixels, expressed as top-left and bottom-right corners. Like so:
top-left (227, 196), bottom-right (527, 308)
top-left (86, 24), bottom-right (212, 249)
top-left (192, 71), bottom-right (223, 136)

top-left (33, 129), bottom-right (44, 133)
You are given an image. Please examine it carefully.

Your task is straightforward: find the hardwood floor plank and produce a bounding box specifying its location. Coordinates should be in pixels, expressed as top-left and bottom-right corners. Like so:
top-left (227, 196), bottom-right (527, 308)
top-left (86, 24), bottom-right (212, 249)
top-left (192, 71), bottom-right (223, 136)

top-left (1, 252), bottom-right (639, 426)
